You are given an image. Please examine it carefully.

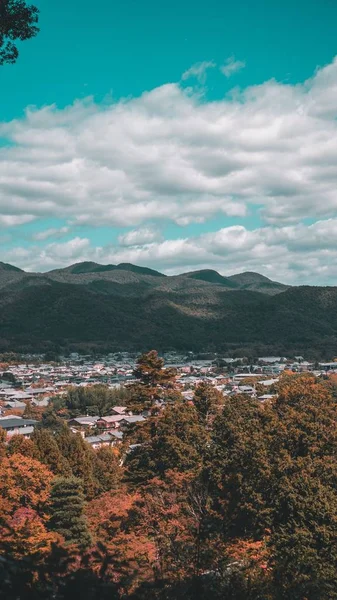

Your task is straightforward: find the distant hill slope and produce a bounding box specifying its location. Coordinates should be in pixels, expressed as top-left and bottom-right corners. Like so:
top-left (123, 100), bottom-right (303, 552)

top-left (228, 271), bottom-right (289, 294)
top-left (1, 261), bottom-right (335, 357)
top-left (0, 262), bottom-right (23, 273)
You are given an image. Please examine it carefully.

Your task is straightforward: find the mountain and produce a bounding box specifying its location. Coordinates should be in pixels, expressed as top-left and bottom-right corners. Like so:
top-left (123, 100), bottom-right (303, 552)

top-left (182, 269), bottom-right (239, 288)
top-left (1, 261), bottom-right (336, 357)
top-left (51, 261), bottom-right (164, 277)
top-left (0, 262), bottom-right (23, 273)
top-left (228, 271), bottom-right (288, 295)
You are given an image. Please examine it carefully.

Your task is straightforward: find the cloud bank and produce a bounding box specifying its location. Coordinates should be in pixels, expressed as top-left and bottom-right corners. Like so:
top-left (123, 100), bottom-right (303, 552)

top-left (2, 57), bottom-right (337, 283)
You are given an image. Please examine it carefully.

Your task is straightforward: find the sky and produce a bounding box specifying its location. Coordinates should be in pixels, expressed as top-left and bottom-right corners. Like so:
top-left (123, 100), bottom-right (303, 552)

top-left (1, 0), bottom-right (337, 284)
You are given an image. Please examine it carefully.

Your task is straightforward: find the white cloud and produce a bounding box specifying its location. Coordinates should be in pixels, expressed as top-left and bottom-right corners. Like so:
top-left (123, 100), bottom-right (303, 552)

top-left (32, 226), bottom-right (69, 241)
top-left (4, 219), bottom-right (337, 285)
top-left (0, 214), bottom-right (35, 227)
top-left (220, 56), bottom-right (246, 77)
top-left (1, 58), bottom-right (337, 232)
top-left (118, 227), bottom-right (162, 246)
top-left (181, 61), bottom-right (216, 84)
top-left (2, 58), bottom-right (337, 283)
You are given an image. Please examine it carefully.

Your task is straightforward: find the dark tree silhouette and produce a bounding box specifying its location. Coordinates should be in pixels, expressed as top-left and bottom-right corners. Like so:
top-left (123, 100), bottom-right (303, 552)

top-left (0, 0), bottom-right (39, 65)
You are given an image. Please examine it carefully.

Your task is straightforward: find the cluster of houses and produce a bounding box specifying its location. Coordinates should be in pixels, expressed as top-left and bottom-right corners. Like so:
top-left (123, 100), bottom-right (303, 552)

top-left (1, 353), bottom-right (336, 448)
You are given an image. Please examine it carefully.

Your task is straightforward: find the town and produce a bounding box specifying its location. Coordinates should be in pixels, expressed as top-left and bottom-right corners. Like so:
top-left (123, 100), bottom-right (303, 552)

top-left (1, 351), bottom-right (337, 448)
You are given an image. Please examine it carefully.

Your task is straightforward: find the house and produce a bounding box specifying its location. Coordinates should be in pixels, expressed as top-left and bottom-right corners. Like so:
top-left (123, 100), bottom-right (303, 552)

top-left (259, 378), bottom-right (279, 387)
top-left (237, 385), bottom-right (256, 395)
top-left (120, 415), bottom-right (145, 427)
top-left (96, 415), bottom-right (125, 429)
top-left (31, 398), bottom-right (50, 408)
top-left (68, 416), bottom-right (100, 430)
top-left (3, 400), bottom-right (27, 410)
top-left (0, 416), bottom-right (38, 438)
top-left (258, 394), bottom-right (275, 402)
top-left (85, 431), bottom-right (123, 449)
top-left (111, 406), bottom-right (130, 415)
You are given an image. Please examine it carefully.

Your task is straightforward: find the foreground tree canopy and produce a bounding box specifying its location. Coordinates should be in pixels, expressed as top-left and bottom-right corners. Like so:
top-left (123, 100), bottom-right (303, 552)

top-left (0, 0), bottom-right (39, 65)
top-left (0, 357), bottom-right (337, 599)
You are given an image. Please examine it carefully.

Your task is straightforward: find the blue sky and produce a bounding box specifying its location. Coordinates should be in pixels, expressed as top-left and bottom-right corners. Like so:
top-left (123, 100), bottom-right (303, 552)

top-left (1, 0), bottom-right (337, 283)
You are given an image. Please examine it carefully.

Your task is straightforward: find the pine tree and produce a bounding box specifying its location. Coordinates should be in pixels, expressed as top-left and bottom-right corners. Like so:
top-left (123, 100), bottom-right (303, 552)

top-left (31, 428), bottom-right (71, 476)
top-left (193, 382), bottom-right (223, 423)
top-left (55, 424), bottom-right (96, 497)
top-left (94, 446), bottom-right (122, 493)
top-left (48, 477), bottom-right (92, 549)
top-left (128, 350), bottom-right (176, 414)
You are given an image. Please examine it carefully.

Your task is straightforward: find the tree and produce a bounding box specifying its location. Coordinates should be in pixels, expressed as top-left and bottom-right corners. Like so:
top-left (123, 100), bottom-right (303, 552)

top-left (128, 351), bottom-right (176, 414)
top-left (193, 382), bottom-right (223, 423)
top-left (48, 477), bottom-right (92, 549)
top-left (86, 489), bottom-right (156, 594)
top-left (55, 424), bottom-right (96, 497)
top-left (207, 377), bottom-right (337, 597)
top-left (0, 507), bottom-right (60, 560)
top-left (32, 428), bottom-right (71, 476)
top-left (7, 434), bottom-right (36, 458)
top-left (22, 401), bottom-right (34, 419)
top-left (0, 427), bottom-right (7, 458)
top-left (208, 395), bottom-right (274, 539)
top-left (271, 458), bottom-right (337, 599)
top-left (125, 402), bottom-right (208, 484)
top-left (94, 446), bottom-right (122, 494)
top-left (135, 471), bottom-right (219, 586)
top-left (0, 0), bottom-right (39, 65)
top-left (0, 454), bottom-right (53, 523)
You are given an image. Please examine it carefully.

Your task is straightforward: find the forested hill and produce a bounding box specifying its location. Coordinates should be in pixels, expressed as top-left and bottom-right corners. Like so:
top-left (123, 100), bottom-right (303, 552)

top-left (0, 261), bottom-right (336, 357)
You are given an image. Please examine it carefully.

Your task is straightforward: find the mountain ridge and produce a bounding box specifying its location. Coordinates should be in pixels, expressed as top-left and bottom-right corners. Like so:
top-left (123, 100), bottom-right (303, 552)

top-left (1, 261), bottom-right (336, 358)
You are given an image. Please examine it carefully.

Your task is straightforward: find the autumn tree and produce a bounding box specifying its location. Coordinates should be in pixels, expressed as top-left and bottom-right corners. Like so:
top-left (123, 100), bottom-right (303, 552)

top-left (0, 0), bottom-right (39, 65)
top-left (134, 471), bottom-right (220, 588)
top-left (22, 401), bottom-right (33, 419)
top-left (1, 507), bottom-right (60, 560)
top-left (49, 477), bottom-right (92, 549)
top-left (0, 454), bottom-right (53, 524)
top-left (7, 434), bottom-right (36, 458)
top-left (87, 489), bottom-right (156, 594)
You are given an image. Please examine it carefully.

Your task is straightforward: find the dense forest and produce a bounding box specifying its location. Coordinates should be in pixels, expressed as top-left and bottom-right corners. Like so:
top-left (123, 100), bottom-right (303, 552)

top-left (1, 262), bottom-right (337, 358)
top-left (1, 352), bottom-right (337, 599)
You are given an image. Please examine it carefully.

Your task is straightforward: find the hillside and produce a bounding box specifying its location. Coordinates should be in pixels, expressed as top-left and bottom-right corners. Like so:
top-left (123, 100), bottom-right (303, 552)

top-left (0, 261), bottom-right (336, 357)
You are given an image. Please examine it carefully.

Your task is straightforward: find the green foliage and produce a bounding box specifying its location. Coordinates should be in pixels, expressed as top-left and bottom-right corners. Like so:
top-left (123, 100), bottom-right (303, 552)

top-left (63, 384), bottom-right (130, 417)
top-left (49, 477), bottom-right (92, 549)
top-left (31, 428), bottom-right (71, 476)
top-left (7, 435), bottom-right (36, 458)
top-left (193, 382), bottom-right (223, 422)
top-left (4, 266), bottom-right (337, 357)
top-left (0, 0), bottom-right (39, 65)
top-left (125, 402), bottom-right (208, 484)
top-left (128, 350), bottom-right (176, 414)
top-left (2, 352), bottom-right (337, 598)
top-left (55, 425), bottom-right (96, 498)
top-left (94, 446), bottom-right (122, 494)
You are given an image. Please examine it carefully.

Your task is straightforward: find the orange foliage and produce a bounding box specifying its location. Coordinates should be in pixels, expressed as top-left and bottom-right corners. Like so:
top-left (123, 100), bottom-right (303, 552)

top-left (1, 507), bottom-right (60, 559)
top-left (0, 454), bottom-right (53, 521)
top-left (87, 489), bottom-right (156, 593)
top-left (226, 536), bottom-right (270, 569)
